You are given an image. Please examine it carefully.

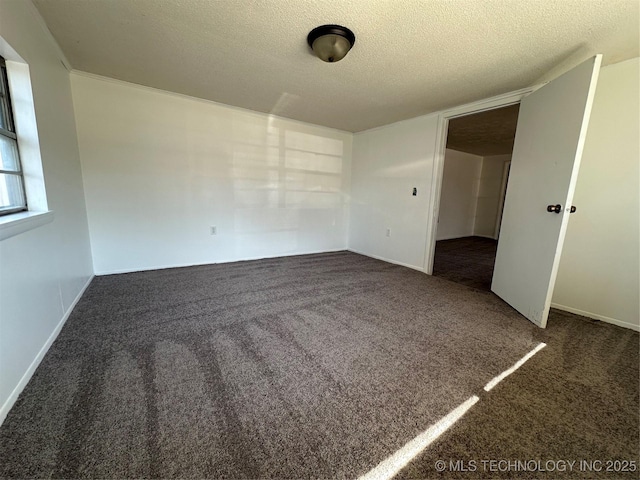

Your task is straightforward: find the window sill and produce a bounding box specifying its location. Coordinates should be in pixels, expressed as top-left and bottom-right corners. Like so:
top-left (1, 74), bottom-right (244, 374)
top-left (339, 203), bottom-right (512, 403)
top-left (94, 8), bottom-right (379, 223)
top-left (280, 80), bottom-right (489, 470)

top-left (0, 210), bottom-right (54, 241)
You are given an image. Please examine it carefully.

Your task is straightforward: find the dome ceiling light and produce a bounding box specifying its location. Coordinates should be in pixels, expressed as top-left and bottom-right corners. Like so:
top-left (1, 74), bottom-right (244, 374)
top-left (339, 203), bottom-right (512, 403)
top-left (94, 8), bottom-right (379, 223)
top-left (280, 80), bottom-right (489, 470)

top-left (307, 25), bottom-right (356, 63)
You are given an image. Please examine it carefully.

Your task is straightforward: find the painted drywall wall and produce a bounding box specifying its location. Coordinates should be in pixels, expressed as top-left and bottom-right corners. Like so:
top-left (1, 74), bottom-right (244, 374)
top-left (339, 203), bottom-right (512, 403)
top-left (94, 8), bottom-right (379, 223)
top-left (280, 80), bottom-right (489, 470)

top-left (0, 1), bottom-right (93, 421)
top-left (349, 114), bottom-right (439, 270)
top-left (474, 154), bottom-right (511, 238)
top-left (552, 58), bottom-right (639, 330)
top-left (436, 149), bottom-right (482, 240)
top-left (434, 150), bottom-right (510, 241)
top-left (71, 73), bottom-right (352, 274)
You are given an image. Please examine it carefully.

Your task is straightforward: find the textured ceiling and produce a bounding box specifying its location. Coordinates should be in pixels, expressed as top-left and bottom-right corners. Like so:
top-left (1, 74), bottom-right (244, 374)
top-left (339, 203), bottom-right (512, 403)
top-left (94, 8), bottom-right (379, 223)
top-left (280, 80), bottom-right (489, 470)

top-left (447, 104), bottom-right (520, 156)
top-left (33, 0), bottom-right (639, 132)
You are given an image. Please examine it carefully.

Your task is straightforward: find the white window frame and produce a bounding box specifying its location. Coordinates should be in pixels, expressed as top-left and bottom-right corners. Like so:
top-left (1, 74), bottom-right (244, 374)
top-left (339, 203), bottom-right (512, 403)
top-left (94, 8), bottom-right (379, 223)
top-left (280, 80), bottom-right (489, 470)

top-left (0, 39), bottom-right (53, 241)
top-left (0, 55), bottom-right (28, 216)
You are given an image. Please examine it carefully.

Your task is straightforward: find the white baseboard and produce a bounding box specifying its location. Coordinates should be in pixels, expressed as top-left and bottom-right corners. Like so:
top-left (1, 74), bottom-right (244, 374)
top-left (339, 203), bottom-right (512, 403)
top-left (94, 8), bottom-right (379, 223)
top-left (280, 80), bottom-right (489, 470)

top-left (435, 235), bottom-right (469, 241)
top-left (551, 303), bottom-right (640, 332)
top-left (473, 234), bottom-right (498, 240)
top-left (347, 249), bottom-right (425, 272)
top-left (436, 234), bottom-right (497, 241)
top-left (0, 275), bottom-right (95, 426)
top-left (94, 248), bottom-right (349, 276)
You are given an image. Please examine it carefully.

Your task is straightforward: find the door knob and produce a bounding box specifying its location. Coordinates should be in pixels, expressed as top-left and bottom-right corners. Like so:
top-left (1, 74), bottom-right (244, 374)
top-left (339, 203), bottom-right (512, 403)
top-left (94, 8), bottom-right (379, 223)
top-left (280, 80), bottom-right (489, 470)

top-left (547, 204), bottom-right (562, 214)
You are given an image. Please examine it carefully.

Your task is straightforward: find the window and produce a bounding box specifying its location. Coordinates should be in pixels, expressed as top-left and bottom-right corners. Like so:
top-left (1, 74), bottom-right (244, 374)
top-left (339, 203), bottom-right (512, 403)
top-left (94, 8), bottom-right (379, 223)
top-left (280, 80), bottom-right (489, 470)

top-left (0, 55), bottom-right (27, 216)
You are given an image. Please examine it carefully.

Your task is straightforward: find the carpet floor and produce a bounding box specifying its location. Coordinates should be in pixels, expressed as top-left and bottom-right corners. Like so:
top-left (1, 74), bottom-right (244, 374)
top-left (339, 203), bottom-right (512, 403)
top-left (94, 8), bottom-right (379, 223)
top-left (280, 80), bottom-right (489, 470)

top-left (0, 251), bottom-right (637, 479)
top-left (433, 237), bottom-right (499, 291)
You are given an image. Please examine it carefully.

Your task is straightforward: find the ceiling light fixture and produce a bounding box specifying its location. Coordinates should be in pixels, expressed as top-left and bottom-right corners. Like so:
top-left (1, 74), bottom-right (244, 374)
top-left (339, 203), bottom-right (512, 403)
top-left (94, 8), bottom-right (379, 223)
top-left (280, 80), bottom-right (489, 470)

top-left (307, 25), bottom-right (355, 63)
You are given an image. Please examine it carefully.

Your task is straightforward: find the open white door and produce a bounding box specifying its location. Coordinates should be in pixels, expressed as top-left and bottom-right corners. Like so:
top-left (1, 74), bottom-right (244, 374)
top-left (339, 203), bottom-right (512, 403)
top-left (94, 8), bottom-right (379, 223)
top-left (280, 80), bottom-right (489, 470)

top-left (491, 55), bottom-right (601, 327)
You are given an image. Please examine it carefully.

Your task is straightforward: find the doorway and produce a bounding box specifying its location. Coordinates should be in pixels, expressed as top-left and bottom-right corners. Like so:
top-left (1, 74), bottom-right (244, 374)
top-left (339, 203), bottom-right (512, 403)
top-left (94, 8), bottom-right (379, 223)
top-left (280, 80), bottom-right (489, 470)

top-left (424, 56), bottom-right (601, 327)
top-left (432, 104), bottom-right (519, 291)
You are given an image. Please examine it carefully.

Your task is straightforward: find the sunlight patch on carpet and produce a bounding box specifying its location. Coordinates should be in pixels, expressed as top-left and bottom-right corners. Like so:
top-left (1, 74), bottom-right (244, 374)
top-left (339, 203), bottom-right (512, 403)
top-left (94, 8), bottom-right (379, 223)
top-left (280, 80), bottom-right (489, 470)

top-left (484, 342), bottom-right (547, 392)
top-left (357, 395), bottom-right (480, 480)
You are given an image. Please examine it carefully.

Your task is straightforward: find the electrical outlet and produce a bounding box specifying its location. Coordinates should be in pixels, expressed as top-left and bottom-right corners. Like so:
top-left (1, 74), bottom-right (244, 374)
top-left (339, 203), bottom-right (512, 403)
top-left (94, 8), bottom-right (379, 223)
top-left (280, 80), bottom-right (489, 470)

top-left (210, 226), bottom-right (217, 235)
top-left (386, 228), bottom-right (391, 237)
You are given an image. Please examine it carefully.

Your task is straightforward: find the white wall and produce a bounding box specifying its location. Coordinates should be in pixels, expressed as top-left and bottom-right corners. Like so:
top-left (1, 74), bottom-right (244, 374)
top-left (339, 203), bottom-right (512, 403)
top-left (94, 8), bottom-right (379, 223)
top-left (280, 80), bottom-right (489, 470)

top-left (71, 73), bottom-right (352, 274)
top-left (474, 154), bottom-right (511, 238)
top-left (0, 2), bottom-right (93, 422)
top-left (350, 59), bottom-right (639, 329)
top-left (552, 58), bottom-right (639, 330)
top-left (434, 150), bottom-right (510, 241)
top-left (349, 114), bottom-right (439, 270)
top-left (436, 149), bottom-right (482, 240)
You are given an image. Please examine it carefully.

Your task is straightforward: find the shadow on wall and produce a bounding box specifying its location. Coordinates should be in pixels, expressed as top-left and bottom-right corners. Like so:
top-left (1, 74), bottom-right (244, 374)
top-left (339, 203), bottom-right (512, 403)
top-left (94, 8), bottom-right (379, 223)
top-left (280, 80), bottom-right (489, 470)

top-left (231, 121), bottom-right (345, 257)
top-left (72, 73), bottom-right (352, 273)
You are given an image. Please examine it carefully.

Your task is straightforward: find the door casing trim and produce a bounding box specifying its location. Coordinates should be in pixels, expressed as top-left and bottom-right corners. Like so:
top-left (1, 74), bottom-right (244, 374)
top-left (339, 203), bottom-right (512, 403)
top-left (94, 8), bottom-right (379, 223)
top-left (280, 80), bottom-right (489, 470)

top-left (423, 86), bottom-right (539, 274)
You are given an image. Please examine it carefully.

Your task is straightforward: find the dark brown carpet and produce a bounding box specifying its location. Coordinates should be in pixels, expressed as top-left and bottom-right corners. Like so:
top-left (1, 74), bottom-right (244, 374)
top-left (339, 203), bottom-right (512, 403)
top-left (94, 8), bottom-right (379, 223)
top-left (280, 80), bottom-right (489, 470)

top-left (0, 251), bottom-right (637, 479)
top-left (433, 236), bottom-right (498, 291)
